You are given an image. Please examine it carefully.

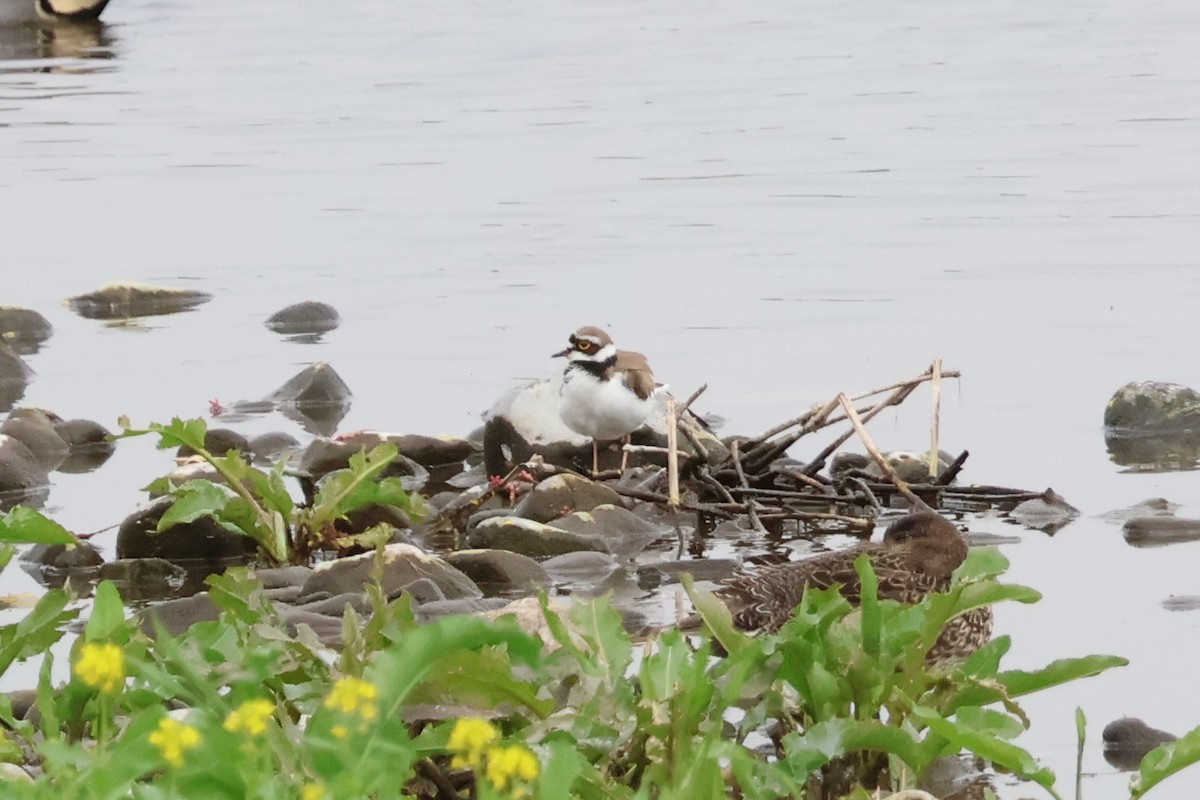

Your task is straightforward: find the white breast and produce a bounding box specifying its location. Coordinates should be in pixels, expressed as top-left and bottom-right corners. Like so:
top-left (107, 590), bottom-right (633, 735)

top-left (559, 370), bottom-right (656, 440)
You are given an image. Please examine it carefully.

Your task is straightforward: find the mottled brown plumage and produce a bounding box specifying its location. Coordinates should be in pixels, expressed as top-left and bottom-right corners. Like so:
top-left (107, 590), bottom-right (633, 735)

top-left (714, 511), bottom-right (991, 664)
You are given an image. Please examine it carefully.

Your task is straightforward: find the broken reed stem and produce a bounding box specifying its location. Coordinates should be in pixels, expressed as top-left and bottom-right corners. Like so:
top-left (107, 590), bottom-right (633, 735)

top-left (622, 444), bottom-right (689, 458)
top-left (799, 382), bottom-right (919, 475)
top-left (678, 383), bottom-right (708, 415)
top-left (666, 397), bottom-right (680, 507)
top-left (750, 368), bottom-right (961, 444)
top-left (835, 393), bottom-right (932, 512)
top-left (730, 439), bottom-right (768, 534)
top-left (928, 357), bottom-right (942, 480)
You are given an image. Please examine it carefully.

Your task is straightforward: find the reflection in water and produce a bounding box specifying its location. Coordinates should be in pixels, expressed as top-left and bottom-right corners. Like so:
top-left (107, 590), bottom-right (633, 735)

top-left (1105, 432), bottom-right (1200, 473)
top-left (0, 19), bottom-right (115, 69)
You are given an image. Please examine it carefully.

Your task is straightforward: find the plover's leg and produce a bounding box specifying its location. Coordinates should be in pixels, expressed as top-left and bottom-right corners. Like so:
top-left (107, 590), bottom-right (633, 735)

top-left (592, 440), bottom-right (601, 476)
top-left (619, 434), bottom-right (631, 472)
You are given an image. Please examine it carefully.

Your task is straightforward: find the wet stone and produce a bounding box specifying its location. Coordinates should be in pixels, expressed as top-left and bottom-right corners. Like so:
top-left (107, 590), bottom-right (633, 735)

top-left (248, 431), bottom-right (301, 463)
top-left (97, 558), bottom-right (188, 599)
top-left (176, 428), bottom-right (251, 459)
top-left (0, 434), bottom-right (49, 510)
top-left (20, 541), bottom-right (104, 570)
top-left (66, 282), bottom-right (212, 320)
top-left (1122, 516), bottom-right (1200, 548)
top-left (0, 306), bottom-right (52, 355)
top-left (0, 345), bottom-right (32, 414)
top-left (513, 472), bottom-right (625, 524)
top-left (297, 543), bottom-right (481, 603)
top-left (265, 301), bottom-right (340, 336)
top-left (293, 592), bottom-right (370, 616)
top-left (636, 557), bottom-right (742, 586)
top-left (1161, 595), bottom-right (1200, 612)
top-left (1099, 497), bottom-right (1181, 522)
top-left (1102, 717), bottom-right (1177, 771)
top-left (139, 593), bottom-right (221, 638)
top-left (53, 417), bottom-right (115, 473)
top-left (466, 516), bottom-right (608, 558)
top-left (1105, 381), bottom-right (1200, 433)
top-left (552, 504), bottom-right (667, 560)
top-left (444, 549), bottom-right (550, 593)
top-left (251, 565), bottom-right (314, 590)
top-left (1, 409), bottom-right (69, 471)
top-left (116, 496), bottom-right (258, 562)
top-left (299, 436), bottom-right (429, 491)
top-left (1008, 490), bottom-right (1079, 534)
top-left (540, 551), bottom-right (620, 585)
top-left (415, 597), bottom-right (512, 621)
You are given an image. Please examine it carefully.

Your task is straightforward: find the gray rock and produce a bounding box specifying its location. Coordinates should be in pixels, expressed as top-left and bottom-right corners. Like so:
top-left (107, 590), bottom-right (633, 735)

top-left (265, 301), bottom-right (340, 336)
top-left (0, 306), bottom-right (52, 356)
top-left (294, 592), bottom-right (370, 616)
top-left (176, 428), bottom-right (251, 459)
top-left (1105, 381), bottom-right (1200, 433)
top-left (53, 417), bottom-right (115, 473)
top-left (636, 557), bottom-right (741, 586)
top-left (66, 283), bottom-right (212, 321)
top-left (1, 408), bottom-right (69, 471)
top-left (139, 593), bottom-right (221, 637)
top-left (415, 597), bottom-right (512, 621)
top-left (297, 543), bottom-right (481, 603)
top-left (299, 436), bottom-right (429, 491)
top-left (445, 549), bottom-right (550, 593)
top-left (115, 496), bottom-right (257, 562)
top-left (1008, 490), bottom-right (1079, 534)
top-left (1123, 516), bottom-right (1200, 547)
top-left (251, 565), bottom-right (314, 590)
top-left (1102, 717), bottom-right (1177, 771)
top-left (552, 504), bottom-right (667, 560)
top-left (514, 473), bottom-right (625, 523)
top-left (466, 516), bottom-right (608, 558)
top-left (97, 558), bottom-right (188, 598)
top-left (20, 541), bottom-right (103, 570)
top-left (0, 345), bottom-right (32, 414)
top-left (264, 585), bottom-right (304, 603)
top-left (540, 551), bottom-right (620, 585)
top-left (1162, 595), bottom-right (1200, 612)
top-left (276, 605), bottom-right (345, 646)
top-left (1099, 498), bottom-right (1181, 523)
top-left (248, 431), bottom-right (301, 463)
top-left (0, 433), bottom-right (49, 509)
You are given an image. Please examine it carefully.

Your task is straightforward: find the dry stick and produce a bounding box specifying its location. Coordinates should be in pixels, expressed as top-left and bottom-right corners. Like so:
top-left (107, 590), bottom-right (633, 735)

top-left (666, 397), bottom-right (680, 507)
top-left (748, 369), bottom-right (962, 444)
top-left (836, 392), bottom-right (933, 512)
top-left (847, 476), bottom-right (884, 514)
top-left (607, 483), bottom-right (735, 518)
top-left (928, 357), bottom-right (943, 480)
top-left (935, 449), bottom-right (969, 485)
top-left (730, 439), bottom-right (768, 534)
top-left (797, 382), bottom-right (921, 476)
top-left (744, 396), bottom-right (839, 463)
top-left (622, 443), bottom-right (690, 458)
top-left (677, 382), bottom-right (708, 416)
top-left (676, 417), bottom-right (709, 462)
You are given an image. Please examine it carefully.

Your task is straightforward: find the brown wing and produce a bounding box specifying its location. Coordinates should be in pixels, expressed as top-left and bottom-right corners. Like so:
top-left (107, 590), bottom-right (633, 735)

top-left (613, 349), bottom-right (655, 400)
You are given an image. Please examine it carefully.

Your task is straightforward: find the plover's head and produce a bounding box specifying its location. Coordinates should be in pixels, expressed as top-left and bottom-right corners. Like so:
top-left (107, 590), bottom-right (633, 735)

top-left (36, 0), bottom-right (112, 22)
top-left (553, 326), bottom-right (616, 363)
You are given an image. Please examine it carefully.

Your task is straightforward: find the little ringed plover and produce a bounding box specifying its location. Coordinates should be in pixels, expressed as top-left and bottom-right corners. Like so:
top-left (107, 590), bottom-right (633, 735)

top-left (554, 326), bottom-right (658, 474)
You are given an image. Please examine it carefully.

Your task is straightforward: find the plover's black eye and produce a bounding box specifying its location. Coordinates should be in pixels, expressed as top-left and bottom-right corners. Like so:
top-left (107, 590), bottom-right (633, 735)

top-left (577, 341), bottom-right (593, 352)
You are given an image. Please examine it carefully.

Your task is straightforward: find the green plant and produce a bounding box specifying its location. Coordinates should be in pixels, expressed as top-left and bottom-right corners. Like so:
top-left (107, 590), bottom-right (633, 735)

top-left (1132, 726), bottom-right (1200, 797)
top-left (115, 417), bottom-right (426, 565)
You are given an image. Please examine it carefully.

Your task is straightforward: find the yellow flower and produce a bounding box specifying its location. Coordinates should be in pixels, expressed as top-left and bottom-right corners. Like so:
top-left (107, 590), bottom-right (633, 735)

top-left (149, 716), bottom-right (201, 768)
top-left (323, 677), bottom-right (378, 721)
top-left (485, 744), bottom-right (540, 793)
top-left (73, 642), bottom-right (126, 694)
top-left (447, 717), bottom-right (499, 770)
top-left (331, 724), bottom-right (349, 740)
top-left (223, 698), bottom-right (275, 736)
top-left (300, 783), bottom-right (326, 800)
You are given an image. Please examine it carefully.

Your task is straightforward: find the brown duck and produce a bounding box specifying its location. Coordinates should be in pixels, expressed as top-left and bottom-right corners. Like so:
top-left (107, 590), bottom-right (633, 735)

top-left (709, 511), bottom-right (991, 664)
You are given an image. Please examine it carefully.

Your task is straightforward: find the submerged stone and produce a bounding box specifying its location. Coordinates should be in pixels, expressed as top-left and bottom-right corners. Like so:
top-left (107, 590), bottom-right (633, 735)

top-left (552, 504), bottom-right (667, 560)
top-left (248, 431), bottom-right (301, 463)
top-left (1008, 490), bottom-right (1079, 534)
top-left (265, 301), bottom-right (340, 336)
top-left (0, 345), bottom-right (32, 413)
top-left (175, 427), bottom-right (251, 459)
top-left (1102, 717), bottom-right (1177, 771)
top-left (0, 434), bottom-right (50, 511)
top-left (53, 417), bottom-right (115, 473)
top-left (513, 472), bottom-right (625, 524)
top-left (466, 516), bottom-right (608, 558)
top-left (66, 283), bottom-right (212, 320)
top-left (0, 408), bottom-right (69, 471)
top-left (1122, 516), bottom-right (1200, 548)
top-left (297, 543), bottom-right (481, 604)
top-left (0, 307), bottom-right (52, 355)
top-left (444, 549), bottom-right (550, 593)
top-left (115, 496), bottom-right (257, 562)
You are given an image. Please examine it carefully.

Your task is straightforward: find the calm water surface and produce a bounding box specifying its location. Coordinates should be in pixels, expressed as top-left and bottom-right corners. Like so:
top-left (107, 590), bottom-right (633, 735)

top-left (3, 1), bottom-right (1200, 796)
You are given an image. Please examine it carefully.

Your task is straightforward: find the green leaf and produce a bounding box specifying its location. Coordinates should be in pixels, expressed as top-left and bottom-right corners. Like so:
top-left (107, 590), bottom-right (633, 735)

top-left (682, 574), bottom-right (754, 657)
top-left (0, 506), bottom-right (79, 544)
top-left (855, 553), bottom-right (881, 660)
top-left (535, 739), bottom-right (588, 800)
top-left (1133, 725), bottom-right (1200, 797)
top-left (86, 580), bottom-right (128, 643)
top-left (955, 546), bottom-right (1011, 580)
top-left (948, 655), bottom-right (1128, 710)
top-left (116, 416), bottom-right (208, 452)
top-left (0, 589), bottom-right (76, 676)
top-left (953, 706), bottom-right (1026, 740)
top-left (567, 595), bottom-right (632, 693)
top-left (782, 718), bottom-right (928, 777)
top-left (157, 480), bottom-right (234, 530)
top-left (911, 704), bottom-right (1059, 794)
